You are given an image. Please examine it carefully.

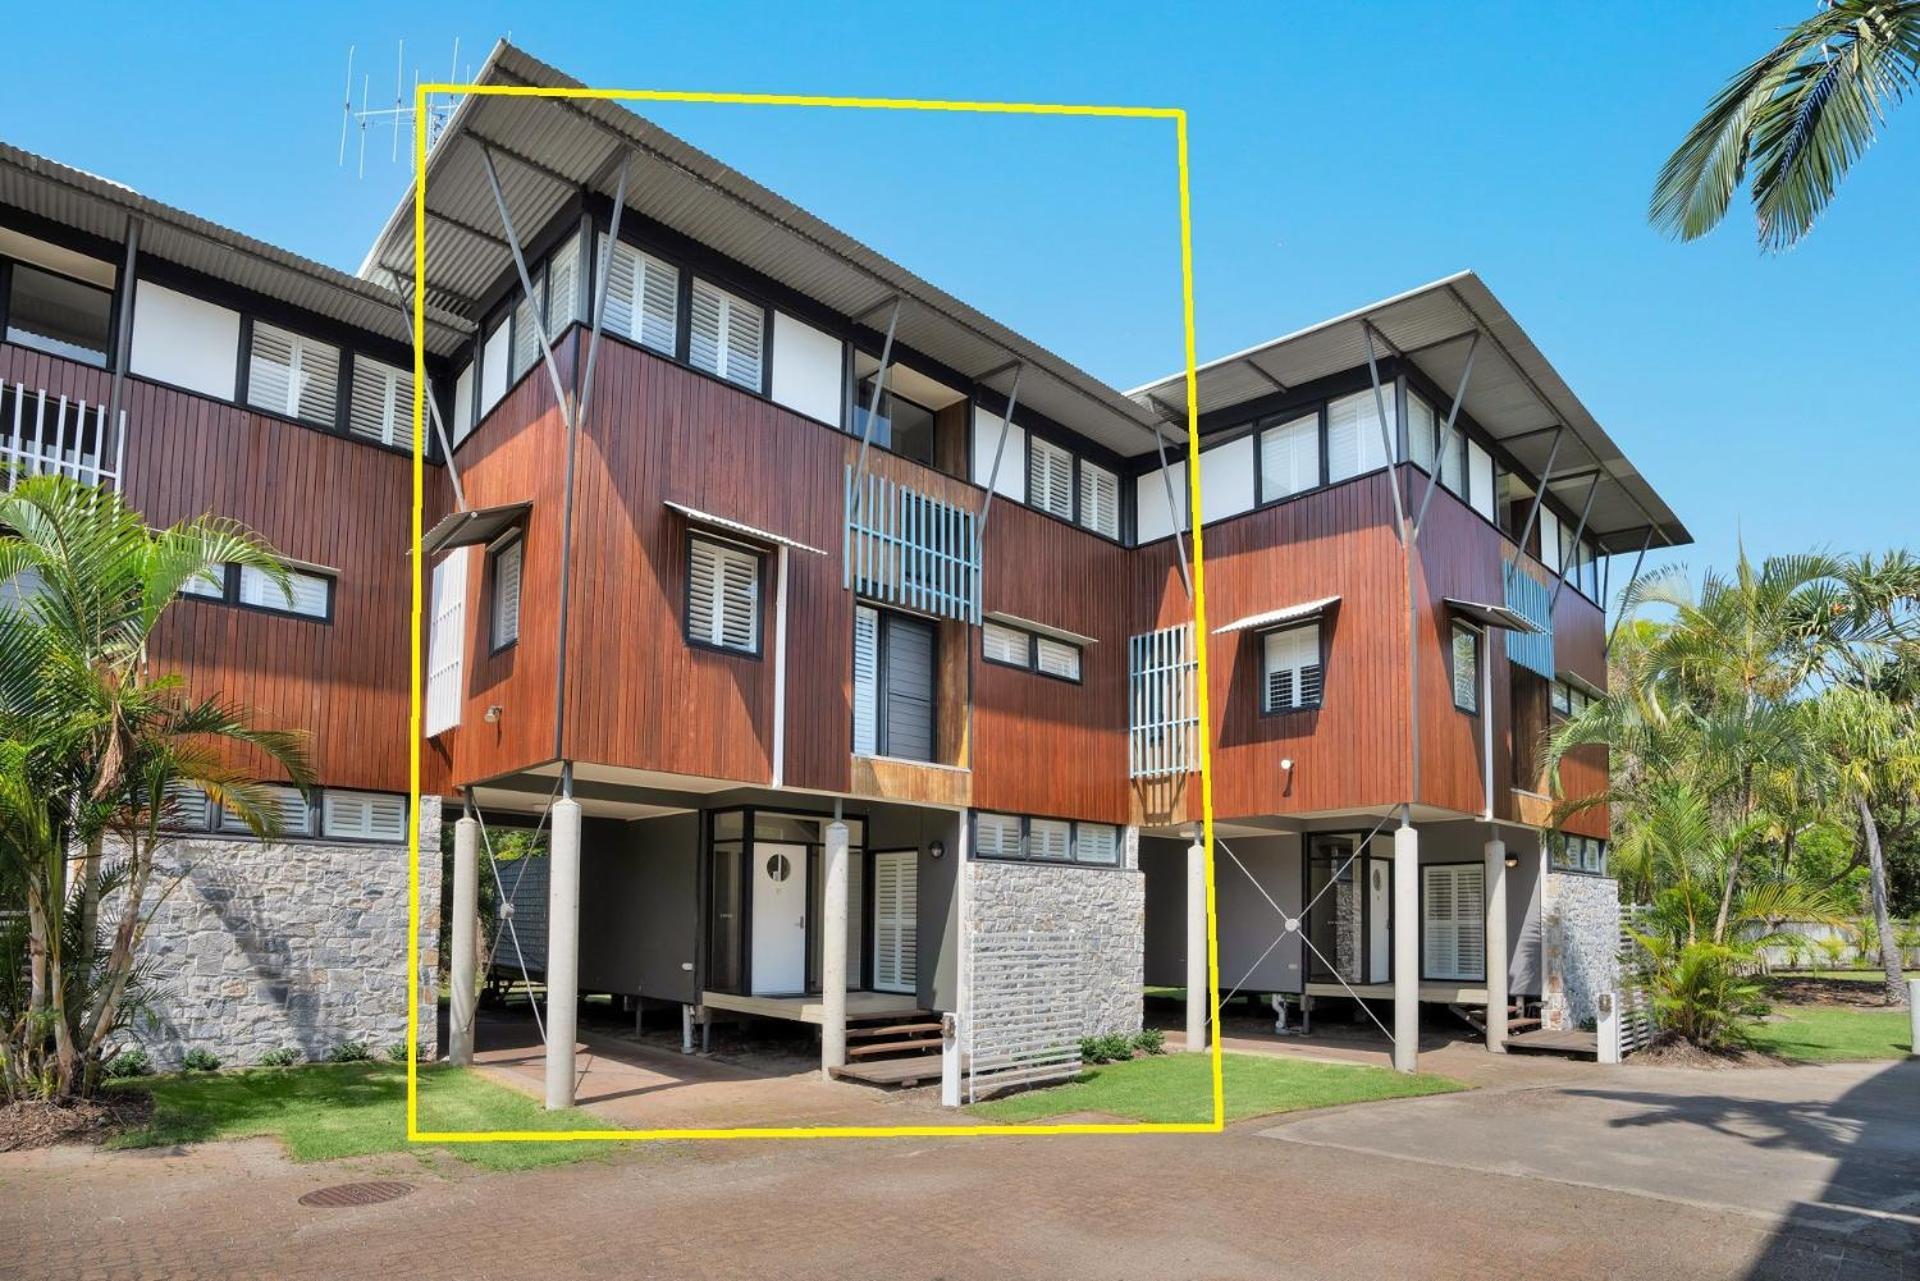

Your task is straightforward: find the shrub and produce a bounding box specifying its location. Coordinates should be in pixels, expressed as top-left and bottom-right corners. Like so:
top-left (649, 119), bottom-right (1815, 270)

top-left (257, 1047), bottom-right (300, 1068)
top-left (180, 1048), bottom-right (221, 1073)
top-left (327, 1040), bottom-right (373, 1064)
top-left (102, 1048), bottom-right (150, 1079)
top-left (1815, 935), bottom-right (1850, 970)
top-left (385, 1041), bottom-right (414, 1063)
top-left (1641, 935), bottom-right (1769, 1051)
top-left (1133, 1028), bottom-right (1166, 1056)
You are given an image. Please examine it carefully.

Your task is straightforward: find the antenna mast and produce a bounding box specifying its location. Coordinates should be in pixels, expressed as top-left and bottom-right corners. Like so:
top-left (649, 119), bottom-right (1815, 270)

top-left (337, 37), bottom-right (464, 177)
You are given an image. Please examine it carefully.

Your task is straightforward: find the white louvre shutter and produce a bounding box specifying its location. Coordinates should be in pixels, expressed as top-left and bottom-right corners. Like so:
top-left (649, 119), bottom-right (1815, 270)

top-left (872, 850), bottom-right (917, 994)
top-left (1034, 636), bottom-right (1080, 681)
top-left (182, 567), bottom-right (226, 599)
top-left (601, 237), bottom-right (680, 356)
top-left (249, 323), bottom-right (340, 426)
top-left (1029, 436), bottom-right (1074, 519)
top-left (1452, 625), bottom-right (1480, 712)
top-left (982, 621), bottom-right (1029, 667)
top-left (349, 356), bottom-right (413, 450)
top-left (975, 812), bottom-right (1022, 858)
top-left (1326, 390), bottom-right (1392, 483)
top-left (237, 565), bottom-right (329, 618)
top-left (1263, 623), bottom-right (1321, 712)
top-left (511, 283), bottom-right (544, 382)
top-left (545, 237), bottom-right (581, 339)
top-left (164, 782), bottom-right (212, 831)
top-left (1407, 394), bottom-right (1436, 472)
top-left (1259, 413), bottom-right (1320, 502)
top-left (688, 536), bottom-right (760, 653)
top-left (1440, 424), bottom-right (1467, 496)
top-left (323, 790), bottom-right (408, 842)
top-left (1028, 818), bottom-right (1072, 861)
top-left (1078, 461), bottom-right (1120, 537)
top-left (222, 784), bottom-right (312, 838)
top-left (1469, 441), bottom-right (1495, 520)
top-left (852, 605), bottom-right (880, 755)
top-left (689, 278), bottom-right (763, 389)
top-left (1539, 508), bottom-right (1562, 573)
top-left (1423, 864), bottom-right (1485, 981)
top-left (1075, 822), bottom-right (1119, 866)
top-left (492, 539), bottom-right (522, 647)
top-left (425, 550), bottom-right (468, 737)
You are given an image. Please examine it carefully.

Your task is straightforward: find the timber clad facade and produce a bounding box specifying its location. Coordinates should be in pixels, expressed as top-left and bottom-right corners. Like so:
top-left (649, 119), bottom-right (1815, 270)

top-left (0, 40), bottom-right (1684, 1076)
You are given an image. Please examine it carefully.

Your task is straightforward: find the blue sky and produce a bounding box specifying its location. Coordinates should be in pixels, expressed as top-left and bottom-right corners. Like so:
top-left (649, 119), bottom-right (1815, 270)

top-left (3, 2), bottom-right (1913, 586)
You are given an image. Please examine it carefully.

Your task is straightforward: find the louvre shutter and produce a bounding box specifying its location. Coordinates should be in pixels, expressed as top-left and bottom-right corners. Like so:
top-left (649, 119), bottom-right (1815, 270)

top-left (598, 237), bottom-right (681, 356)
top-left (1440, 424), bottom-right (1467, 496)
top-left (545, 236), bottom-right (581, 339)
top-left (182, 567), bottom-right (226, 599)
top-left (249, 323), bottom-right (340, 426)
top-left (222, 784), bottom-right (312, 839)
top-left (349, 356), bottom-right (413, 450)
top-left (881, 614), bottom-right (935, 762)
top-left (425, 550), bottom-right (468, 737)
top-left (689, 278), bottom-right (763, 390)
top-left (871, 851), bottom-right (918, 994)
top-left (511, 282), bottom-right (544, 382)
top-left (1263, 623), bottom-right (1321, 712)
top-left (1469, 441), bottom-right (1495, 520)
top-left (1407, 394), bottom-right (1436, 472)
top-left (322, 790), bottom-right (408, 842)
top-left (1075, 822), bottom-right (1119, 866)
top-left (1452, 625), bottom-right (1479, 712)
top-left (1034, 636), bottom-right (1080, 681)
top-left (1028, 436), bottom-right (1074, 519)
top-left (852, 605), bottom-right (880, 756)
top-left (1259, 413), bottom-right (1320, 502)
top-left (974, 812), bottom-right (1023, 858)
top-left (687, 536), bottom-right (760, 653)
top-left (492, 538), bottom-right (522, 647)
top-left (1539, 508), bottom-right (1562, 572)
top-left (1423, 865), bottom-right (1485, 981)
top-left (982, 621), bottom-right (1029, 667)
top-left (1028, 819), bottom-right (1072, 861)
top-left (1078, 461), bottom-right (1120, 537)
top-left (165, 782), bottom-right (212, 831)
top-left (237, 565), bottom-right (329, 618)
top-left (1326, 390), bottom-right (1391, 482)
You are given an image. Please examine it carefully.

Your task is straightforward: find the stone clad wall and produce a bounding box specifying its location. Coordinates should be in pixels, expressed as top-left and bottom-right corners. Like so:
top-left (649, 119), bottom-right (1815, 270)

top-left (965, 827), bottom-right (1144, 1038)
top-left (121, 797), bottom-right (442, 1067)
top-left (1541, 870), bottom-right (1619, 1032)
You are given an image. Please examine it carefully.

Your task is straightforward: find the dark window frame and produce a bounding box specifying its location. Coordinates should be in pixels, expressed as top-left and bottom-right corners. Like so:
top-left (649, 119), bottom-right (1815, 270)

top-left (968, 810), bottom-right (1124, 869)
top-left (486, 530), bottom-right (525, 656)
top-left (854, 605), bottom-right (939, 762)
top-left (179, 561), bottom-right (336, 625)
top-left (1418, 859), bottom-right (1488, 984)
top-left (160, 784), bottom-right (410, 845)
top-left (980, 619), bottom-right (1083, 686)
top-left (1451, 621), bottom-right (1482, 715)
top-left (1257, 618), bottom-right (1326, 717)
top-left (1, 257), bottom-right (115, 369)
top-left (682, 529), bottom-right (768, 661)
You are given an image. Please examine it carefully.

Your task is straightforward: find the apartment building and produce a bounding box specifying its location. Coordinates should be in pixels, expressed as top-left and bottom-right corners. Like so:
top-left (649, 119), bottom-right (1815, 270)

top-left (0, 41), bottom-right (1684, 1093)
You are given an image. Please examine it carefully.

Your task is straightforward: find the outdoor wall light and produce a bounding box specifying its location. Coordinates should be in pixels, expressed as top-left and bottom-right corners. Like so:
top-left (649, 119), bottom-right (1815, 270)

top-left (1505, 851), bottom-right (1520, 868)
top-left (483, 704), bottom-right (503, 723)
top-left (929, 839), bottom-right (946, 860)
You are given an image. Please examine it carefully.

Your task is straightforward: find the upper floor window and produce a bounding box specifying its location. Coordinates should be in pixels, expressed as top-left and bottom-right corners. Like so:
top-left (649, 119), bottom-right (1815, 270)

top-left (183, 561), bottom-right (333, 622)
top-left (347, 354), bottom-right (415, 451)
top-left (246, 322), bottom-right (340, 427)
top-left (685, 534), bottom-right (762, 656)
top-left (853, 605), bottom-right (936, 762)
top-left (852, 381), bottom-right (936, 466)
top-left (489, 533), bottom-right (523, 652)
top-left (4, 263), bottom-right (111, 367)
top-left (981, 620), bottom-right (1082, 683)
top-left (1451, 623), bottom-right (1480, 714)
top-left (1262, 621), bottom-right (1323, 713)
top-left (1325, 389), bottom-right (1393, 484)
top-left (1079, 460), bottom-right (1121, 538)
top-left (688, 277), bottom-right (765, 391)
top-left (600, 235), bottom-right (679, 356)
top-left (1028, 435), bottom-right (1075, 520)
top-left (1259, 412), bottom-right (1320, 503)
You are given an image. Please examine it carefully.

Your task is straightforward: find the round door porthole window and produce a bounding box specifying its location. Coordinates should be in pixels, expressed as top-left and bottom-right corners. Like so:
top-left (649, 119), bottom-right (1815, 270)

top-left (764, 853), bottom-right (792, 883)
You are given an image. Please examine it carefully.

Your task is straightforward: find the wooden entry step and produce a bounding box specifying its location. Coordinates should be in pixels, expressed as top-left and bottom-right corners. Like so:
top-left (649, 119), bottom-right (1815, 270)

top-left (847, 1036), bottom-right (942, 1059)
top-left (830, 1054), bottom-right (942, 1088)
top-left (848, 1021), bottom-right (942, 1040)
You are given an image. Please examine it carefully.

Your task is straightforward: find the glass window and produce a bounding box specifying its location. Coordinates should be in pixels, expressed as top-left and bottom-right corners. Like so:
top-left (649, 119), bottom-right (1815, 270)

top-left (1028, 435), bottom-right (1075, 519)
top-left (1078, 460), bottom-right (1121, 538)
top-left (5, 264), bottom-right (112, 366)
top-left (1451, 623), bottom-right (1480, 713)
top-left (1258, 412), bottom-right (1320, 502)
top-left (1406, 393), bottom-right (1436, 472)
top-left (1034, 636), bottom-right (1081, 682)
top-left (1326, 390), bottom-right (1392, 483)
top-left (1075, 822), bottom-right (1120, 866)
top-left (851, 381), bottom-right (935, 465)
top-left (247, 322), bottom-right (340, 426)
top-left (237, 564), bottom-right (331, 620)
top-left (1262, 621), bottom-right (1323, 713)
top-left (490, 535), bottom-right (522, 651)
top-left (982, 620), bottom-right (1029, 668)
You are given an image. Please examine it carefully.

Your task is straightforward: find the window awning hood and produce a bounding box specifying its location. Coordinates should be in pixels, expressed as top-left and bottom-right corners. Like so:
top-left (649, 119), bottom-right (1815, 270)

top-left (1445, 596), bottom-right (1546, 635)
top-left (664, 501), bottom-right (826, 556)
top-left (421, 501), bottom-right (530, 557)
top-left (1212, 595), bottom-right (1339, 635)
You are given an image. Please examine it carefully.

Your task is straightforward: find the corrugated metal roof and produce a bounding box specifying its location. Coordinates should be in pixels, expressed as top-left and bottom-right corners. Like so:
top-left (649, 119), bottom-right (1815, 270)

top-left (1444, 597), bottom-right (1546, 635)
top-left (359, 41), bottom-right (1177, 458)
top-left (664, 501), bottom-right (826, 556)
top-left (0, 143), bottom-right (472, 354)
top-left (1212, 596), bottom-right (1340, 635)
top-left (1128, 272), bottom-right (1691, 553)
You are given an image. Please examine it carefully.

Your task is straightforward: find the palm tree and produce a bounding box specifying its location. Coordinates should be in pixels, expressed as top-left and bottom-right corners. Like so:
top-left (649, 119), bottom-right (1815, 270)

top-left (1651, 1), bottom-right (1920, 251)
top-left (0, 476), bottom-right (311, 1101)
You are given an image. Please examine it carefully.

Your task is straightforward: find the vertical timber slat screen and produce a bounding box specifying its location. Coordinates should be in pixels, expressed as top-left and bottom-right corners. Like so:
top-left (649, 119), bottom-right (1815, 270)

top-left (843, 463), bottom-right (980, 623)
top-left (966, 930), bottom-right (1084, 1103)
top-left (1128, 622), bottom-right (1199, 778)
top-left (1502, 555), bottom-right (1556, 679)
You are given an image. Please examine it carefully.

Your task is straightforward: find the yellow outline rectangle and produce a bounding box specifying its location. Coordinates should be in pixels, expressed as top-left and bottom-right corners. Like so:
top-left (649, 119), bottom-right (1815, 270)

top-left (408, 82), bottom-right (1220, 1142)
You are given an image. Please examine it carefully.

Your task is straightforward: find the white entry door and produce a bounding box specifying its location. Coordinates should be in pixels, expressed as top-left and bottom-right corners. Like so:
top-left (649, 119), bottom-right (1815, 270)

top-left (750, 842), bottom-right (808, 994)
top-left (871, 851), bottom-right (918, 995)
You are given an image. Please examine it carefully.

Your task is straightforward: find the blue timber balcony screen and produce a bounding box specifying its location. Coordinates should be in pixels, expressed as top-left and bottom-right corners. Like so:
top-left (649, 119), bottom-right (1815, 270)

top-left (1128, 622), bottom-right (1199, 779)
top-left (1502, 557), bottom-right (1556, 679)
top-left (843, 464), bottom-right (981, 623)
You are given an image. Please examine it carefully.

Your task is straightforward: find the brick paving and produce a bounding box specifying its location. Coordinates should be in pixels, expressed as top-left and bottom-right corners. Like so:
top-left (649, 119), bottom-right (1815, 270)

top-left (6, 1062), bottom-right (1914, 1281)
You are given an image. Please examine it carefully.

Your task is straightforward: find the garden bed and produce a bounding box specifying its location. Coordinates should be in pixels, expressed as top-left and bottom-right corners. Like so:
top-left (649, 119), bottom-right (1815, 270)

top-left (0, 1092), bottom-right (153, 1152)
top-left (1766, 972), bottom-right (1905, 1009)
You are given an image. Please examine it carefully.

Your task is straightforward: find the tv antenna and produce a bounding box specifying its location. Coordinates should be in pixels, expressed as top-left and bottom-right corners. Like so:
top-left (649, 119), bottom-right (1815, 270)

top-left (338, 39), bottom-right (469, 177)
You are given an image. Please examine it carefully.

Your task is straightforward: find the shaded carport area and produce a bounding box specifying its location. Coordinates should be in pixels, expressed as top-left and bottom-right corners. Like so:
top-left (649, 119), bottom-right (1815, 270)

top-left (1262, 1058), bottom-right (1920, 1277)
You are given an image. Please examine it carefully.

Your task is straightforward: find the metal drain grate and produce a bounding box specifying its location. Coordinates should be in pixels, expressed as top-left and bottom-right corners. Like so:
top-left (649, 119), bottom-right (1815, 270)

top-left (298, 1181), bottom-right (415, 1208)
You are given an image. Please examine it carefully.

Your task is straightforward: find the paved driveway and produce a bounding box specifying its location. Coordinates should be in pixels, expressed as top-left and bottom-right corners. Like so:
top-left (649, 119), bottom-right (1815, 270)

top-left (3, 1059), bottom-right (1914, 1280)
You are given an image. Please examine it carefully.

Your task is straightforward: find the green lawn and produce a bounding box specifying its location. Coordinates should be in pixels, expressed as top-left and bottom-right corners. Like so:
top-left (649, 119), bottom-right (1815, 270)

top-left (110, 1063), bottom-right (618, 1170)
top-left (1745, 1006), bottom-right (1913, 1063)
top-left (971, 1051), bottom-right (1466, 1125)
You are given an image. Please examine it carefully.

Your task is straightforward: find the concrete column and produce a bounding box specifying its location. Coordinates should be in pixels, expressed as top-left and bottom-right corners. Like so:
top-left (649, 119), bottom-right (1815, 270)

top-left (1909, 979), bottom-right (1918, 1057)
top-left (448, 814), bottom-right (480, 1067)
top-left (821, 819), bottom-right (850, 1080)
top-left (1484, 837), bottom-right (1509, 1053)
top-left (543, 796), bottom-right (582, 1110)
top-left (1393, 819), bottom-right (1420, 1073)
top-left (1186, 838), bottom-right (1207, 1053)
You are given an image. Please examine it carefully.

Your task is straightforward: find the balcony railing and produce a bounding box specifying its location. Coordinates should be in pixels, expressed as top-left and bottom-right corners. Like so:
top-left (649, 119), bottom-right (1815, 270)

top-left (1128, 622), bottom-right (1199, 779)
top-left (2, 382), bottom-right (127, 492)
top-left (843, 464), bottom-right (980, 623)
